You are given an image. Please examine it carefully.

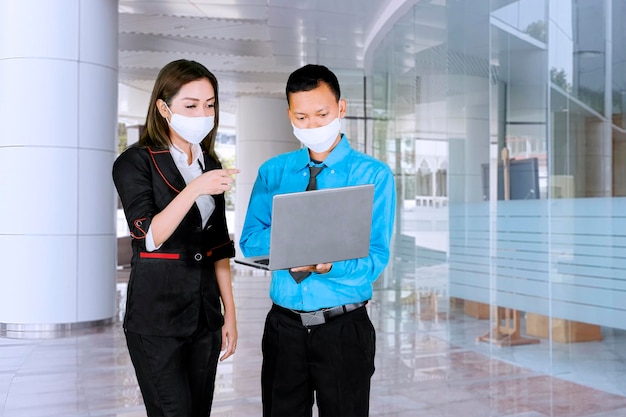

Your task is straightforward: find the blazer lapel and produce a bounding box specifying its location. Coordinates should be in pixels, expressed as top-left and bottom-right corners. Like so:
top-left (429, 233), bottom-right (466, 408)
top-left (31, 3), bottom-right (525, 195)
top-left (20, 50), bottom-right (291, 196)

top-left (148, 148), bottom-right (187, 193)
top-left (149, 148), bottom-right (206, 227)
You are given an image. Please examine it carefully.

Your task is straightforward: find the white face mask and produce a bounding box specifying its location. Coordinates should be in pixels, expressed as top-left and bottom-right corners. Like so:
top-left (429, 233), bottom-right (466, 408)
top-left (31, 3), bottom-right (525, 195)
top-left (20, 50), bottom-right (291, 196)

top-left (292, 112), bottom-right (341, 153)
top-left (165, 104), bottom-right (214, 144)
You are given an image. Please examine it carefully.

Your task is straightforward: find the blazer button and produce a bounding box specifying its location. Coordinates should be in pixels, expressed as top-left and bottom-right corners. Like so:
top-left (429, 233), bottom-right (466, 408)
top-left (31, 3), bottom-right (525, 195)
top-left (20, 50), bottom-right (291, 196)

top-left (194, 253), bottom-right (203, 261)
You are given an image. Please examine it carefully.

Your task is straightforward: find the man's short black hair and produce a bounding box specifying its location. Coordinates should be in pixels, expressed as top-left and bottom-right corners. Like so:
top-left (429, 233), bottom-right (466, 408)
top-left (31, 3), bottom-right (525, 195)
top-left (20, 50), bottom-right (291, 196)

top-left (285, 64), bottom-right (341, 104)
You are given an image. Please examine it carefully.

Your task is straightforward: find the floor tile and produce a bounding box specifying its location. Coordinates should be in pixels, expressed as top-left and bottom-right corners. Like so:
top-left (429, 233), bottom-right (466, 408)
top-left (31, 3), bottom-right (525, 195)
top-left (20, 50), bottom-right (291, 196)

top-left (1, 264), bottom-right (626, 416)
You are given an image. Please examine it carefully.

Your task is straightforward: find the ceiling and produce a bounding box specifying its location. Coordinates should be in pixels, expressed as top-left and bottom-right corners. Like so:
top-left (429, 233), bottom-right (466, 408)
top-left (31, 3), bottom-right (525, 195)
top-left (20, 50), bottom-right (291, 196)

top-left (118, 0), bottom-right (406, 114)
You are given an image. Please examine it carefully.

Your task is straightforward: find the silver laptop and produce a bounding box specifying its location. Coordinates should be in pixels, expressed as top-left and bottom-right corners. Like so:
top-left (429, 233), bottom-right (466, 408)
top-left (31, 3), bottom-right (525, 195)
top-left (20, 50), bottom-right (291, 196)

top-left (235, 184), bottom-right (374, 270)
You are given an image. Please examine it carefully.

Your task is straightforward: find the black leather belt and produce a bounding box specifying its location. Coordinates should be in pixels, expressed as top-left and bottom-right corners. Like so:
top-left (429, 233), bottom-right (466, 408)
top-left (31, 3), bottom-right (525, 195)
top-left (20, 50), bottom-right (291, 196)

top-left (273, 301), bottom-right (368, 327)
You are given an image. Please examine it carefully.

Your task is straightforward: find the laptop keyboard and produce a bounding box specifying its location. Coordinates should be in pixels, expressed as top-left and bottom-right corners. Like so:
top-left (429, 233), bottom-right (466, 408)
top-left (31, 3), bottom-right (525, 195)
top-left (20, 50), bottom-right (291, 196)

top-left (257, 258), bottom-right (270, 265)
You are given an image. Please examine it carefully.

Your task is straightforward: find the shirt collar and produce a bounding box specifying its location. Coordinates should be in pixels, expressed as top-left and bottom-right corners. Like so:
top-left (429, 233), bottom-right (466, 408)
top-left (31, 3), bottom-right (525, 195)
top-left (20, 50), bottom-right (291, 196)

top-left (321, 134), bottom-right (350, 168)
top-left (290, 134), bottom-right (352, 173)
top-left (170, 142), bottom-right (204, 170)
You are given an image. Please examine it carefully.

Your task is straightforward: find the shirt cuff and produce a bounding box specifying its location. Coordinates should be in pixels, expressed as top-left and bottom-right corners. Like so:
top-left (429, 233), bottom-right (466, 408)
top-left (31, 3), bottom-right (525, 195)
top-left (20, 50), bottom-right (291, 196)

top-left (145, 226), bottom-right (162, 252)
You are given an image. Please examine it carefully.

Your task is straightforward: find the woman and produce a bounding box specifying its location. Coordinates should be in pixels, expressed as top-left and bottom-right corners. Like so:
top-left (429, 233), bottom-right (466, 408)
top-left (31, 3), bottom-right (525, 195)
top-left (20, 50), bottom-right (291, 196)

top-left (113, 59), bottom-right (239, 416)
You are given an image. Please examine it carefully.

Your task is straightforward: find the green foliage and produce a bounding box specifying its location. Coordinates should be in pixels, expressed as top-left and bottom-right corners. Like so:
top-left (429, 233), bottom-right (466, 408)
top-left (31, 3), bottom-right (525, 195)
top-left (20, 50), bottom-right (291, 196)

top-left (117, 123), bottom-right (128, 155)
top-left (525, 20), bottom-right (547, 43)
top-left (550, 68), bottom-right (571, 92)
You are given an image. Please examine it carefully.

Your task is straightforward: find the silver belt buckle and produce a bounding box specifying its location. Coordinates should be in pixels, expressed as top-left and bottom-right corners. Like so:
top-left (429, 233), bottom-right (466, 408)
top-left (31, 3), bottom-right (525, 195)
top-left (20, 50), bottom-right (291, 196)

top-left (300, 310), bottom-right (326, 326)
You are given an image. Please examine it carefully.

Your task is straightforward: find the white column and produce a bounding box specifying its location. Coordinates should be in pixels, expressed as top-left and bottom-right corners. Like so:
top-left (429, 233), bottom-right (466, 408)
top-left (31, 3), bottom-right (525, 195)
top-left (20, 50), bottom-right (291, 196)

top-left (0, 0), bottom-right (118, 333)
top-left (234, 96), bottom-right (298, 249)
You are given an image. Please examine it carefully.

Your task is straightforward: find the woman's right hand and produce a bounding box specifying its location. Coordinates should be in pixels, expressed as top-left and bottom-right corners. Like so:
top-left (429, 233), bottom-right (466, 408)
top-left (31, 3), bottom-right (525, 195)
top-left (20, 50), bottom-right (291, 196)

top-left (192, 168), bottom-right (239, 195)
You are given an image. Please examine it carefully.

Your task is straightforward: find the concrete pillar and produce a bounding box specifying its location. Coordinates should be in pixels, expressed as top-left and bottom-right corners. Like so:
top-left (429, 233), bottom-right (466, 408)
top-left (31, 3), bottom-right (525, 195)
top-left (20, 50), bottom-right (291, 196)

top-left (234, 96), bottom-right (298, 249)
top-left (0, 0), bottom-right (118, 334)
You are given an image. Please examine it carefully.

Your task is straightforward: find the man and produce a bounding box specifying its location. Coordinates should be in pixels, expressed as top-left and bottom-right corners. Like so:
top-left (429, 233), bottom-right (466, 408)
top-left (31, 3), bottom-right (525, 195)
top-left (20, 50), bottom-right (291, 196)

top-left (240, 64), bottom-right (396, 416)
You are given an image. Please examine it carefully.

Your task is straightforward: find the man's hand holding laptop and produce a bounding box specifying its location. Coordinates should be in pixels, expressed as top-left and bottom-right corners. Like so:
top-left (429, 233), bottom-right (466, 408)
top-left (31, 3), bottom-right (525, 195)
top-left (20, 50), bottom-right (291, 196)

top-left (290, 263), bottom-right (332, 274)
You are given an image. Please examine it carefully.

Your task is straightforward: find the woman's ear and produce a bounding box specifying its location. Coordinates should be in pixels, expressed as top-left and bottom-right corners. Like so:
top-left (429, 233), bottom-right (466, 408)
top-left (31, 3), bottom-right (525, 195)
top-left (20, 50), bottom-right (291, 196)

top-left (156, 99), bottom-right (170, 119)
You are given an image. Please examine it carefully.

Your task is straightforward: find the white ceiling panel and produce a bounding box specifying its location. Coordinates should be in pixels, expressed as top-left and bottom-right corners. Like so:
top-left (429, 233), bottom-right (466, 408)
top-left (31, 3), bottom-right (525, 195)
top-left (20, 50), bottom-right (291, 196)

top-left (192, 4), bottom-right (268, 20)
top-left (118, 0), bottom-right (402, 113)
top-left (266, 0), bottom-right (382, 16)
top-left (268, 8), bottom-right (366, 34)
top-left (120, 50), bottom-right (280, 71)
top-left (119, 1), bottom-right (207, 16)
top-left (119, 33), bottom-right (272, 57)
top-left (119, 14), bottom-right (269, 39)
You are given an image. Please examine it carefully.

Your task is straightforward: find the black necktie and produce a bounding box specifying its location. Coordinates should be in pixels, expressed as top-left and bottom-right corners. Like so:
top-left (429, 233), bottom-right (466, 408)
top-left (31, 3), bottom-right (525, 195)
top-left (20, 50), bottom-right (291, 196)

top-left (290, 165), bottom-right (325, 283)
top-left (306, 165), bottom-right (324, 191)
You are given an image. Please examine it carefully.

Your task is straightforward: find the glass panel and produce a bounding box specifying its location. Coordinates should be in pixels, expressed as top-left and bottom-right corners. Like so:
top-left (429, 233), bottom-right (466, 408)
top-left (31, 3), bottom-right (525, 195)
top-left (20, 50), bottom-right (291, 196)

top-left (550, 0), bottom-right (607, 114)
top-left (491, 0), bottom-right (547, 42)
top-left (336, 69), bottom-right (367, 153)
top-left (370, 1), bottom-right (450, 322)
top-left (612, 0), bottom-right (626, 127)
top-left (614, 0), bottom-right (626, 197)
top-left (370, 0), bottom-right (624, 400)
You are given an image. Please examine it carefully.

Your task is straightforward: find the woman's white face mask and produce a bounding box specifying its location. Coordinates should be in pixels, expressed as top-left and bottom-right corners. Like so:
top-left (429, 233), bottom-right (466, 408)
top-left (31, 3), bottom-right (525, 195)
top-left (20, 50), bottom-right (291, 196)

top-left (165, 103), bottom-right (214, 144)
top-left (291, 111), bottom-right (341, 153)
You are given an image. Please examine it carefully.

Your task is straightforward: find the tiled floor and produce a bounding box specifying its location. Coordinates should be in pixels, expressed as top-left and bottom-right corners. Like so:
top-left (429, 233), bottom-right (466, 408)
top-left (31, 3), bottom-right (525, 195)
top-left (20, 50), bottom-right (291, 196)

top-left (2, 266), bottom-right (626, 417)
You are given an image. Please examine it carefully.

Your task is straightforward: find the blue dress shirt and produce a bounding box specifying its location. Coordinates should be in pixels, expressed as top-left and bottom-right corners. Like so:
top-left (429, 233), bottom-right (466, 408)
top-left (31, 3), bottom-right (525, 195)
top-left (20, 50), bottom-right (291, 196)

top-left (240, 135), bottom-right (396, 311)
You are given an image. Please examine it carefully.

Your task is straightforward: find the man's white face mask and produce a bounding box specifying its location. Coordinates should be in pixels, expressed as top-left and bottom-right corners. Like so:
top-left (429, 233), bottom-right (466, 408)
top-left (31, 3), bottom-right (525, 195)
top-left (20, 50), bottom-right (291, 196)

top-left (291, 111), bottom-right (341, 153)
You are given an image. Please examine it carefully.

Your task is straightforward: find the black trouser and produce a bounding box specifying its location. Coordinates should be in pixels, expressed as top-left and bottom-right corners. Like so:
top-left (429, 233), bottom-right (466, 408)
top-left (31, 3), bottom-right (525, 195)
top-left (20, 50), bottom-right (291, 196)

top-left (262, 304), bottom-right (376, 417)
top-left (125, 318), bottom-right (221, 417)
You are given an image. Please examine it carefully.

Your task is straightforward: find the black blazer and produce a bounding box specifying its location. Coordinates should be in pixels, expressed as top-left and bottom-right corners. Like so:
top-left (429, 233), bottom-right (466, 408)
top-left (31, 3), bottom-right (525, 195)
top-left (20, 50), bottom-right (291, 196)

top-left (112, 143), bottom-right (235, 337)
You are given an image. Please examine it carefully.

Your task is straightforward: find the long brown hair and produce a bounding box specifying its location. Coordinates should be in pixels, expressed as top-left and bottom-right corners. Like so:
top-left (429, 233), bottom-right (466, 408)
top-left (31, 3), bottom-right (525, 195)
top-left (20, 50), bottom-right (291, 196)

top-left (138, 59), bottom-right (220, 161)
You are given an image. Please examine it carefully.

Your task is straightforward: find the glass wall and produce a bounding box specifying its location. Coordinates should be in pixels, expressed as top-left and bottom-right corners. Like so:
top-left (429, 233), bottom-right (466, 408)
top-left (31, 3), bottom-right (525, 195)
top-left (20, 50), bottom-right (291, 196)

top-left (369, 0), bottom-right (626, 394)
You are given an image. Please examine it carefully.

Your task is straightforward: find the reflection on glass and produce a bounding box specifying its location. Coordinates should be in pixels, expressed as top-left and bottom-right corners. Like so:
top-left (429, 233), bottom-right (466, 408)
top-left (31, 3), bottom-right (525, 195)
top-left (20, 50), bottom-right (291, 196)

top-left (370, 0), bottom-right (626, 399)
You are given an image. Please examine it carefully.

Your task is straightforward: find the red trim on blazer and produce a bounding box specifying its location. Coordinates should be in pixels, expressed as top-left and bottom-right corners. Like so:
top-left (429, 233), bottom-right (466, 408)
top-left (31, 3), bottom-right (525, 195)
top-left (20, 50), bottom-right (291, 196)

top-left (131, 218), bottom-right (147, 239)
top-left (206, 240), bottom-right (233, 257)
top-left (139, 252), bottom-right (180, 260)
top-left (138, 241), bottom-right (233, 260)
top-left (148, 148), bottom-right (181, 193)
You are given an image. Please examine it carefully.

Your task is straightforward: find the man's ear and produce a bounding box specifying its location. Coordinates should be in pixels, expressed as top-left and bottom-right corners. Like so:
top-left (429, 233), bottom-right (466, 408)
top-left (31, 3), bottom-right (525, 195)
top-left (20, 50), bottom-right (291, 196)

top-left (339, 99), bottom-right (347, 118)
